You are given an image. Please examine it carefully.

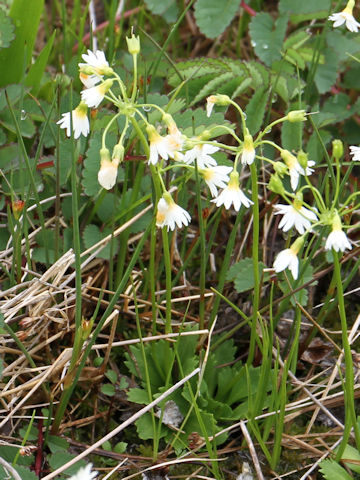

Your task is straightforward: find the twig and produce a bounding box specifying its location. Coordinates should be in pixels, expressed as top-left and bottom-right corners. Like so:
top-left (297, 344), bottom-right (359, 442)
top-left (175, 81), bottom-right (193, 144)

top-left (239, 420), bottom-right (265, 480)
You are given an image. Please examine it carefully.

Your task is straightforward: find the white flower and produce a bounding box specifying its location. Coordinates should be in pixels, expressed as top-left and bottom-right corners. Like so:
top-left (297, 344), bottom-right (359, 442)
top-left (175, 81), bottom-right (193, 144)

top-left (201, 165), bottom-right (232, 197)
top-left (98, 148), bottom-right (118, 190)
top-left (81, 79), bottom-right (113, 108)
top-left (349, 145), bottom-right (360, 161)
top-left (241, 132), bottom-right (256, 165)
top-left (156, 193), bottom-right (191, 231)
top-left (57, 102), bottom-right (89, 139)
top-left (79, 49), bottom-right (112, 75)
top-left (146, 125), bottom-right (182, 165)
top-left (281, 150), bottom-right (315, 191)
top-left (206, 95), bottom-right (217, 117)
top-left (273, 248), bottom-right (299, 280)
top-left (184, 144), bottom-right (219, 169)
top-left (212, 171), bottom-right (253, 211)
top-left (329, 0), bottom-right (360, 32)
top-left (325, 229), bottom-right (352, 252)
top-left (68, 463), bottom-right (97, 480)
top-left (274, 203), bottom-right (318, 235)
top-left (79, 72), bottom-right (101, 88)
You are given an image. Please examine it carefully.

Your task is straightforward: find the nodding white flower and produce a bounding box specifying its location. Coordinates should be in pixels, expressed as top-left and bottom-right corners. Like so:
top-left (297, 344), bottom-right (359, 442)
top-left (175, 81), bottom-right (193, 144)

top-left (273, 236), bottom-right (304, 280)
top-left (201, 165), bottom-right (232, 197)
top-left (206, 95), bottom-right (217, 117)
top-left (156, 192), bottom-right (191, 231)
top-left (184, 143), bottom-right (219, 169)
top-left (79, 72), bottom-right (101, 89)
top-left (241, 132), bottom-right (256, 165)
top-left (274, 202), bottom-right (318, 235)
top-left (81, 79), bottom-right (113, 108)
top-left (78, 49), bottom-right (113, 75)
top-left (212, 170), bottom-right (253, 211)
top-left (325, 215), bottom-right (352, 252)
top-left (98, 148), bottom-right (118, 190)
top-left (68, 463), bottom-right (97, 480)
top-left (146, 125), bottom-right (181, 165)
top-left (349, 145), bottom-right (360, 161)
top-left (281, 149), bottom-right (315, 191)
top-left (328, 0), bottom-right (360, 32)
top-left (57, 102), bottom-right (89, 139)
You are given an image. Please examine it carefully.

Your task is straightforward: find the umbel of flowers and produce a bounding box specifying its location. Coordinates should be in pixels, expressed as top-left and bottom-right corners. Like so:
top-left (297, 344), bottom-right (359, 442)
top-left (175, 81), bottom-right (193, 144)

top-left (57, 34), bottom-right (358, 281)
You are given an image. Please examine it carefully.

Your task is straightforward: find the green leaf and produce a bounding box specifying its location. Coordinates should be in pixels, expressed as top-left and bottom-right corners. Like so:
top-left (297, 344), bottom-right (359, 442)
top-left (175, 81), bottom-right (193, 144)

top-left (47, 435), bottom-right (69, 453)
top-left (105, 369), bottom-right (117, 384)
top-left (191, 71), bottom-right (236, 106)
top-left (114, 442), bottom-right (127, 454)
top-left (279, 0), bottom-right (331, 23)
top-left (82, 224), bottom-right (119, 260)
top-left (25, 30), bottom-right (56, 95)
top-left (281, 103), bottom-right (304, 151)
top-left (0, 9), bottom-right (15, 49)
top-left (341, 444), bottom-right (360, 474)
top-left (13, 466), bottom-right (38, 480)
top-left (0, 0), bottom-right (45, 86)
top-left (314, 48), bottom-right (339, 94)
top-left (226, 257), bottom-right (269, 293)
top-left (101, 383), bottom-right (116, 397)
top-left (245, 88), bottom-right (269, 135)
top-left (249, 13), bottom-right (288, 67)
top-left (194, 0), bottom-right (241, 39)
top-left (48, 451), bottom-right (86, 475)
top-left (127, 388), bottom-right (150, 404)
top-left (319, 459), bottom-right (353, 480)
top-left (144, 0), bottom-right (178, 23)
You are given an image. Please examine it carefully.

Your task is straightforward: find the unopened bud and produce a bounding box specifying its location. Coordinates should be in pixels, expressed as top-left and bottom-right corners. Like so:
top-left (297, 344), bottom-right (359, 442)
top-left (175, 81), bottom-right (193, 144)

top-left (126, 32), bottom-right (140, 55)
top-left (273, 161), bottom-right (288, 177)
top-left (287, 110), bottom-right (307, 123)
top-left (268, 174), bottom-right (285, 195)
top-left (12, 200), bottom-right (25, 220)
top-left (332, 139), bottom-right (343, 160)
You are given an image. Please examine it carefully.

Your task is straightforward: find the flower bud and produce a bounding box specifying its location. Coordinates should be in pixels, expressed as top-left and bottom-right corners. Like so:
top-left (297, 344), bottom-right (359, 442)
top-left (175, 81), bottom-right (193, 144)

top-left (126, 32), bottom-right (141, 55)
top-left (332, 139), bottom-right (343, 160)
top-left (297, 150), bottom-right (309, 169)
top-left (286, 110), bottom-right (307, 123)
top-left (112, 144), bottom-right (124, 166)
top-left (268, 174), bottom-right (285, 195)
top-left (12, 199), bottom-right (25, 220)
top-left (273, 161), bottom-right (288, 177)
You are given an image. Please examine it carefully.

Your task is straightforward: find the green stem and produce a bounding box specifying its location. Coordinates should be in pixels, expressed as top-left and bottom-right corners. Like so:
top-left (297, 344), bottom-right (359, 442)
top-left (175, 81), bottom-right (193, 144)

top-left (247, 162), bottom-right (260, 365)
top-left (333, 251), bottom-right (360, 459)
top-left (161, 228), bottom-right (172, 334)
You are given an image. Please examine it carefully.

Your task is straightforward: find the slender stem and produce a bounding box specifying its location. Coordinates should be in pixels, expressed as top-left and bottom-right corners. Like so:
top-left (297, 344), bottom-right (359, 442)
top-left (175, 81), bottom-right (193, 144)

top-left (333, 251), bottom-right (360, 459)
top-left (247, 162), bottom-right (260, 365)
top-left (161, 228), bottom-right (172, 334)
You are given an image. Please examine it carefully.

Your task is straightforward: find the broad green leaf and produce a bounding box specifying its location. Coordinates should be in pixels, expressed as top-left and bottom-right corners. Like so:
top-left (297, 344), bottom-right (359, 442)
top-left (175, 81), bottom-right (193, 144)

top-left (226, 257), bottom-right (269, 293)
top-left (105, 369), bottom-right (117, 384)
top-left (314, 48), bottom-right (339, 94)
top-left (245, 88), bottom-right (269, 135)
top-left (249, 13), bottom-right (288, 67)
top-left (281, 103), bottom-right (304, 151)
top-left (127, 388), bottom-right (150, 404)
top-left (194, 0), bottom-right (241, 39)
top-left (319, 459), bottom-right (353, 480)
top-left (0, 9), bottom-right (15, 49)
top-left (0, 0), bottom-right (45, 86)
top-left (144, 0), bottom-right (178, 23)
top-left (114, 442), bottom-right (127, 454)
top-left (279, 0), bottom-right (331, 23)
top-left (82, 224), bottom-right (119, 260)
top-left (191, 71), bottom-right (236, 106)
top-left (25, 30), bottom-right (56, 95)
top-left (101, 383), bottom-right (116, 396)
top-left (47, 435), bottom-right (69, 453)
top-left (48, 451), bottom-right (86, 475)
top-left (341, 444), bottom-right (360, 474)
top-left (13, 466), bottom-right (38, 480)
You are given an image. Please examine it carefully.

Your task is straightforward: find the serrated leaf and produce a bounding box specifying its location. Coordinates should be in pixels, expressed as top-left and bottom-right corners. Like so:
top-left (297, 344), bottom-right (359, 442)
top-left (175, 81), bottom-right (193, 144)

top-left (231, 77), bottom-right (252, 99)
top-left (279, 0), bottom-right (331, 23)
top-left (226, 257), bottom-right (269, 293)
top-left (283, 31), bottom-right (311, 50)
top-left (284, 48), bottom-right (306, 69)
top-left (47, 435), bottom-right (69, 453)
top-left (101, 383), bottom-right (115, 396)
top-left (249, 13), bottom-right (288, 67)
top-left (105, 369), bottom-right (117, 384)
top-left (0, 9), bottom-right (15, 49)
top-left (190, 71), bottom-right (235, 106)
top-left (314, 48), bottom-right (339, 94)
top-left (319, 459), bottom-right (353, 480)
top-left (194, 0), bottom-right (241, 39)
top-left (48, 452), bottom-right (86, 475)
top-left (144, 0), bottom-right (178, 23)
top-left (245, 88), bottom-right (269, 135)
top-left (341, 445), bottom-right (360, 474)
top-left (127, 388), bottom-right (150, 404)
top-left (245, 61), bottom-right (270, 88)
top-left (82, 224), bottom-right (119, 260)
top-left (13, 466), bottom-right (38, 480)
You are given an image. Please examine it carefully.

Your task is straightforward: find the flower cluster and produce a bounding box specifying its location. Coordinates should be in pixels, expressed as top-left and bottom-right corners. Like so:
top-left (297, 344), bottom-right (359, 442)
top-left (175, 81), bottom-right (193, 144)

top-left (56, 35), bottom-right (358, 282)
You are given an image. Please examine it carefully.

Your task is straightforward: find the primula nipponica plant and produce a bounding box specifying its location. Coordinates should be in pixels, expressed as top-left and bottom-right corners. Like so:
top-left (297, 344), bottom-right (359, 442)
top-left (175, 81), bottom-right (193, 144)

top-left (57, 34), bottom-right (360, 284)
